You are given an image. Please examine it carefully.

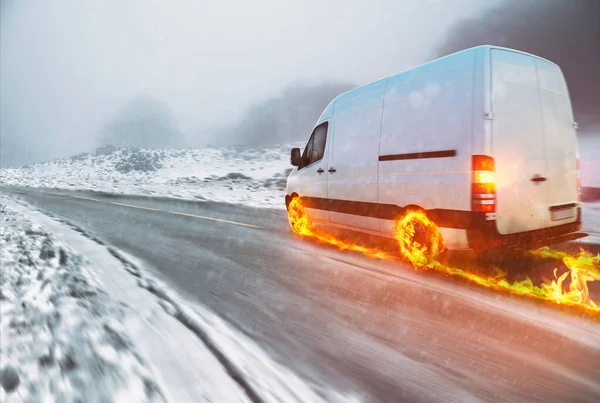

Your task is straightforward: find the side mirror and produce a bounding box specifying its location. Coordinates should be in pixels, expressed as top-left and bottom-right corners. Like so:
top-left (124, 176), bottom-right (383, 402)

top-left (290, 148), bottom-right (302, 166)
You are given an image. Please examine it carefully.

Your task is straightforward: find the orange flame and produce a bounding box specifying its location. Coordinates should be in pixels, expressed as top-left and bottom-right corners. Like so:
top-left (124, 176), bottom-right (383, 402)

top-left (287, 197), bottom-right (600, 314)
top-left (288, 197), bottom-right (394, 260)
top-left (532, 248), bottom-right (600, 309)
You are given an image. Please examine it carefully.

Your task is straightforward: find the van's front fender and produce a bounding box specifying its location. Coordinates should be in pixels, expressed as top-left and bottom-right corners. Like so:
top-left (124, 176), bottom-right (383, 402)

top-left (285, 168), bottom-right (301, 210)
top-left (285, 168), bottom-right (301, 196)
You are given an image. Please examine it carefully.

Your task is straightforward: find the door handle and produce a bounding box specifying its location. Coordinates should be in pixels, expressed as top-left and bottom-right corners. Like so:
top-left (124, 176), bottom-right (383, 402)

top-left (317, 168), bottom-right (324, 174)
top-left (531, 174), bottom-right (547, 183)
top-left (328, 167), bottom-right (337, 173)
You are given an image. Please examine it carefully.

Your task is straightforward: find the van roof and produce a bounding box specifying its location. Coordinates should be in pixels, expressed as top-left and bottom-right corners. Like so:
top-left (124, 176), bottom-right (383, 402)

top-left (332, 45), bottom-right (559, 102)
top-left (476, 45), bottom-right (558, 66)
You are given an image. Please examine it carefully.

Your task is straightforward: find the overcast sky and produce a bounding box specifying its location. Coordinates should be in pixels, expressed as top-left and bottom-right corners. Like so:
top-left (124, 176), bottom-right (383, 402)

top-left (1, 0), bottom-right (509, 166)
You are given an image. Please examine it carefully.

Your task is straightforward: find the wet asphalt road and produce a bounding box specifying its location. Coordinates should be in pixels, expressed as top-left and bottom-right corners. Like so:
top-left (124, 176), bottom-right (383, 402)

top-left (3, 186), bottom-right (600, 403)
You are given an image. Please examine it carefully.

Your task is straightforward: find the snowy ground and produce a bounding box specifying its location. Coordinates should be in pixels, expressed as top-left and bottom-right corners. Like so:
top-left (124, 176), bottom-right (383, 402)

top-left (0, 142), bottom-right (303, 209)
top-left (0, 196), bottom-right (359, 402)
top-left (0, 203), bottom-right (165, 402)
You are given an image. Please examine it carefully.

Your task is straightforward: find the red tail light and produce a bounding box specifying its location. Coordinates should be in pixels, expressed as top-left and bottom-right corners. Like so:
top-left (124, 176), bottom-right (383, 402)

top-left (472, 155), bottom-right (496, 213)
top-left (576, 158), bottom-right (581, 202)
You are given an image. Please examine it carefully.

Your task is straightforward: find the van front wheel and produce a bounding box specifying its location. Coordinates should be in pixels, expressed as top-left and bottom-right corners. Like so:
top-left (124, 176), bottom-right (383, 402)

top-left (395, 210), bottom-right (444, 267)
top-left (287, 197), bottom-right (311, 235)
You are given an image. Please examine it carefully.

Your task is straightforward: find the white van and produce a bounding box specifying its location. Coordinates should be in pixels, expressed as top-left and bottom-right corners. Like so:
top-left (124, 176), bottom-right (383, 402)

top-left (285, 45), bottom-right (584, 251)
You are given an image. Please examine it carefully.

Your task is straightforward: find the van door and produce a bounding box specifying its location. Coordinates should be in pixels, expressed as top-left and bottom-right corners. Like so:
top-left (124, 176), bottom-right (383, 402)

top-left (327, 81), bottom-right (386, 232)
top-left (491, 49), bottom-right (549, 234)
top-left (295, 121), bottom-right (330, 223)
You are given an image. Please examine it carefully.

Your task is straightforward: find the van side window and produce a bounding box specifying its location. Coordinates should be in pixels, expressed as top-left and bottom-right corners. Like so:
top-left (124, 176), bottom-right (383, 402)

top-left (300, 122), bottom-right (328, 169)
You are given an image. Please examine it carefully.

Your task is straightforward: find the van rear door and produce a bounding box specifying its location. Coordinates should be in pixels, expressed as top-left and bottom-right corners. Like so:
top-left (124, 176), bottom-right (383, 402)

top-left (534, 57), bottom-right (579, 228)
top-left (490, 49), bottom-right (578, 235)
top-left (491, 49), bottom-right (548, 234)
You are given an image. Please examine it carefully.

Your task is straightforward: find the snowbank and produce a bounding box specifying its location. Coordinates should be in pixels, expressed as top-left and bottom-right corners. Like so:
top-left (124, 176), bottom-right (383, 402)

top-left (0, 142), bottom-right (303, 209)
top-left (0, 204), bottom-right (165, 402)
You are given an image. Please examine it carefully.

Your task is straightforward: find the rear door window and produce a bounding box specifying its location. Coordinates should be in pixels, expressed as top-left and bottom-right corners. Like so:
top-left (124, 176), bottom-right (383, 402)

top-left (300, 122), bottom-right (328, 168)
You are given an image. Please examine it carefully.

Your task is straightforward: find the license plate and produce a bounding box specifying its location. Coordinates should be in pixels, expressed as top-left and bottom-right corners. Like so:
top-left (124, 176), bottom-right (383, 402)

top-left (551, 208), bottom-right (574, 221)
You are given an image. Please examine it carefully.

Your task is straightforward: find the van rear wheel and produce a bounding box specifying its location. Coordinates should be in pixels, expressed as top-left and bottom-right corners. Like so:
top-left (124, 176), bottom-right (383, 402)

top-left (395, 210), bottom-right (444, 267)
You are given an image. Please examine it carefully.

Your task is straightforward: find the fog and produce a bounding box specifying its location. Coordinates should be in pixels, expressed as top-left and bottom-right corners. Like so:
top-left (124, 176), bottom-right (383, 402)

top-left (1, 0), bottom-right (503, 167)
top-left (1, 0), bottom-right (597, 168)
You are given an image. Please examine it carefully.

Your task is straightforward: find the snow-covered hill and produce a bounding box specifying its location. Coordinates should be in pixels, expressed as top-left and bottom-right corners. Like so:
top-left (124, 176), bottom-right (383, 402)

top-left (0, 143), bottom-right (303, 209)
top-left (1, 135), bottom-right (598, 209)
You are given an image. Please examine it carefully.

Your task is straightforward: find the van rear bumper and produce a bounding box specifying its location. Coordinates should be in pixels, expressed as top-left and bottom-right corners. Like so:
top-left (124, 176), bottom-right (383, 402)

top-left (466, 207), bottom-right (583, 250)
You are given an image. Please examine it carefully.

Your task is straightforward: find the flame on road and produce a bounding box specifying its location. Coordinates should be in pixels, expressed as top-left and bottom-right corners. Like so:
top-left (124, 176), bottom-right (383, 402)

top-left (532, 248), bottom-right (600, 309)
top-left (287, 197), bottom-right (600, 314)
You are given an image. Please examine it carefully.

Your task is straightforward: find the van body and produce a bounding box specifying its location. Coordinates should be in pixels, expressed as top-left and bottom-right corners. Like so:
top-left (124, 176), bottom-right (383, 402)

top-left (285, 45), bottom-right (583, 251)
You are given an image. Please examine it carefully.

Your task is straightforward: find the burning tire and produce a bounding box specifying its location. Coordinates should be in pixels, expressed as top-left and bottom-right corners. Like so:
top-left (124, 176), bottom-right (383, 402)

top-left (395, 210), bottom-right (445, 267)
top-left (287, 196), bottom-right (311, 235)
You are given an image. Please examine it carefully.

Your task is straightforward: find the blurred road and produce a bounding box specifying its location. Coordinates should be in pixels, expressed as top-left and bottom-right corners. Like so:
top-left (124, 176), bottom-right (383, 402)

top-left (2, 187), bottom-right (600, 402)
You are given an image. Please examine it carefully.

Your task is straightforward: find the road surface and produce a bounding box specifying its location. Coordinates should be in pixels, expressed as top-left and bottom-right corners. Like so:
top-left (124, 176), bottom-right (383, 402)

top-left (2, 186), bottom-right (600, 402)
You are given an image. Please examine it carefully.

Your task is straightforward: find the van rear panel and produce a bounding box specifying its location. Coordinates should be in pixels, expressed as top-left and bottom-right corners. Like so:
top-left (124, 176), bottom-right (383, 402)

top-left (490, 49), bottom-right (579, 236)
